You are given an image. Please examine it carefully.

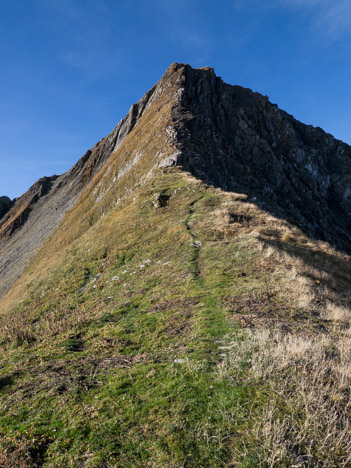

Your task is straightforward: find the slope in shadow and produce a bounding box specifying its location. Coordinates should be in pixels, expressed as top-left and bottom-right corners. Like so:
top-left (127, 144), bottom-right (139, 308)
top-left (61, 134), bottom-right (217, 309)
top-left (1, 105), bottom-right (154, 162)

top-left (169, 64), bottom-right (351, 255)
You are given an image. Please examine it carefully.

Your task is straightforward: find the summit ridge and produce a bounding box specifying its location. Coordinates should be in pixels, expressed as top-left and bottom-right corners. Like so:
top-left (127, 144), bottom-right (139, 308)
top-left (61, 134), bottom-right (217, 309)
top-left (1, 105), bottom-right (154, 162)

top-left (1, 64), bottom-right (351, 466)
top-left (1, 63), bottom-right (351, 298)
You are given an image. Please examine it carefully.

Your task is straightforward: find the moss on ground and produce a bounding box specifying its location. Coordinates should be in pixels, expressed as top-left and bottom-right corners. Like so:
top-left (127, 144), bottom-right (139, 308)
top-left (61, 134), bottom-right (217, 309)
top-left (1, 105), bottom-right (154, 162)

top-left (0, 170), bottom-right (350, 466)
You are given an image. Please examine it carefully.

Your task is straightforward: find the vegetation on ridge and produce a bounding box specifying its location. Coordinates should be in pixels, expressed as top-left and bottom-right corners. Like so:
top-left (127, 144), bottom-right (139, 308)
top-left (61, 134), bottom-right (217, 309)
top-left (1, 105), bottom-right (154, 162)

top-left (0, 169), bottom-right (351, 466)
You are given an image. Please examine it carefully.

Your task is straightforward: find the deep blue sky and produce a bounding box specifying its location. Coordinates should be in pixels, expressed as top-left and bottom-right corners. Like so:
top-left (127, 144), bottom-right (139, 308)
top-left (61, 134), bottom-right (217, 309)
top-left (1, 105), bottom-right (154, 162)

top-left (1, 0), bottom-right (351, 199)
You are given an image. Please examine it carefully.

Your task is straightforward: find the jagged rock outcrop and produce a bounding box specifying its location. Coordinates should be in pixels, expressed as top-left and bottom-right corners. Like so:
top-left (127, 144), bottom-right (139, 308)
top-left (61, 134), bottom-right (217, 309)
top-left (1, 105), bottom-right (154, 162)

top-left (0, 177), bottom-right (58, 237)
top-left (168, 64), bottom-right (351, 253)
top-left (1, 62), bottom-right (351, 300)
top-left (0, 196), bottom-right (12, 221)
top-left (2, 63), bottom-right (351, 467)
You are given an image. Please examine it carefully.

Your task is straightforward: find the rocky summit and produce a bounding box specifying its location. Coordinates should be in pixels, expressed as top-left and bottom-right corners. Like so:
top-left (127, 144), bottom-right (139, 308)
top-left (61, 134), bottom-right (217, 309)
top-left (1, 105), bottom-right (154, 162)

top-left (1, 64), bottom-right (351, 467)
top-left (171, 65), bottom-right (351, 252)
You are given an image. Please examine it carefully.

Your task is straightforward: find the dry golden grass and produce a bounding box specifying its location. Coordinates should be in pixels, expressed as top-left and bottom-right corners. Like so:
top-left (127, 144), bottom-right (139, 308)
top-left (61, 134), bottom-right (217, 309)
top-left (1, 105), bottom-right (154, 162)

top-left (217, 329), bottom-right (351, 466)
top-left (206, 206), bottom-right (351, 464)
top-left (280, 231), bottom-right (295, 243)
top-left (323, 301), bottom-right (351, 324)
top-left (253, 218), bottom-right (351, 332)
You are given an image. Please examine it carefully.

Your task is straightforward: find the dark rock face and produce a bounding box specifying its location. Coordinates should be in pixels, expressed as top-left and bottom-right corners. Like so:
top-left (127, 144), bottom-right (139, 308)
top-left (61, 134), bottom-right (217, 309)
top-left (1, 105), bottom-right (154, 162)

top-left (1, 62), bottom-right (351, 299)
top-left (0, 196), bottom-right (12, 221)
top-left (170, 64), bottom-right (351, 253)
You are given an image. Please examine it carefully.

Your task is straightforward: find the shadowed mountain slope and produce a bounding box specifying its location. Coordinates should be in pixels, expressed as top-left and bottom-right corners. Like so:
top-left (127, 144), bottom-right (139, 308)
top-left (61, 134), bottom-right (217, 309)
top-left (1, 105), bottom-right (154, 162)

top-left (1, 64), bottom-right (351, 466)
top-left (0, 196), bottom-right (12, 220)
top-left (2, 63), bottom-right (351, 300)
top-left (170, 65), bottom-right (351, 252)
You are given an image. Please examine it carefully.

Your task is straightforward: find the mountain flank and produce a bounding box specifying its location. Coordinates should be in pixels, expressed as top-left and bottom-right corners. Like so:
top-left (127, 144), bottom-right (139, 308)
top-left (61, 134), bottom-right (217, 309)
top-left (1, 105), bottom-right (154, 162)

top-left (2, 64), bottom-right (351, 302)
top-left (1, 64), bottom-right (351, 466)
top-left (170, 64), bottom-right (351, 252)
top-left (0, 67), bottom-right (177, 299)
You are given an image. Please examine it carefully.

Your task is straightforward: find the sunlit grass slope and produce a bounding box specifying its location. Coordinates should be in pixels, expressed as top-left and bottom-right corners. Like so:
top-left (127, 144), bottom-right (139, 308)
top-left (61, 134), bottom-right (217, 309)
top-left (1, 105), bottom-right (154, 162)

top-left (1, 169), bottom-right (351, 466)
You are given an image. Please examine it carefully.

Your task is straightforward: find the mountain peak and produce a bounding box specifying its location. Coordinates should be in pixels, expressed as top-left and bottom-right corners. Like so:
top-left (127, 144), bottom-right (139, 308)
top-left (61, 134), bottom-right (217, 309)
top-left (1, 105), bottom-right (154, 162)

top-left (165, 63), bottom-right (351, 252)
top-left (1, 63), bottom-right (351, 300)
top-left (2, 64), bottom-right (351, 465)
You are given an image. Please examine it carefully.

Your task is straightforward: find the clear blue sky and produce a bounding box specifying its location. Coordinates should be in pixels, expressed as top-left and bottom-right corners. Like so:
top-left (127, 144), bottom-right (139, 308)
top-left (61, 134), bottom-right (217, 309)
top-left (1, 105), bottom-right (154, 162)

top-left (1, 0), bottom-right (351, 199)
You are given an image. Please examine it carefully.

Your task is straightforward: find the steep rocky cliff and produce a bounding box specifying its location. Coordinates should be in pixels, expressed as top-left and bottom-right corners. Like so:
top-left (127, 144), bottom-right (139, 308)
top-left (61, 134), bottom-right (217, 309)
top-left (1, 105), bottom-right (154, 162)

top-left (1, 62), bottom-right (351, 300)
top-left (168, 64), bottom-right (351, 253)
top-left (1, 63), bottom-right (351, 467)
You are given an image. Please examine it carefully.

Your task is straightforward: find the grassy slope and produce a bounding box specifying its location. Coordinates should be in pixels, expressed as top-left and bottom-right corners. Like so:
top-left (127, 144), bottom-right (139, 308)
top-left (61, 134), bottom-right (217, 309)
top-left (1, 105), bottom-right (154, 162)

top-left (1, 167), bottom-right (351, 466)
top-left (0, 171), bottom-right (260, 466)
